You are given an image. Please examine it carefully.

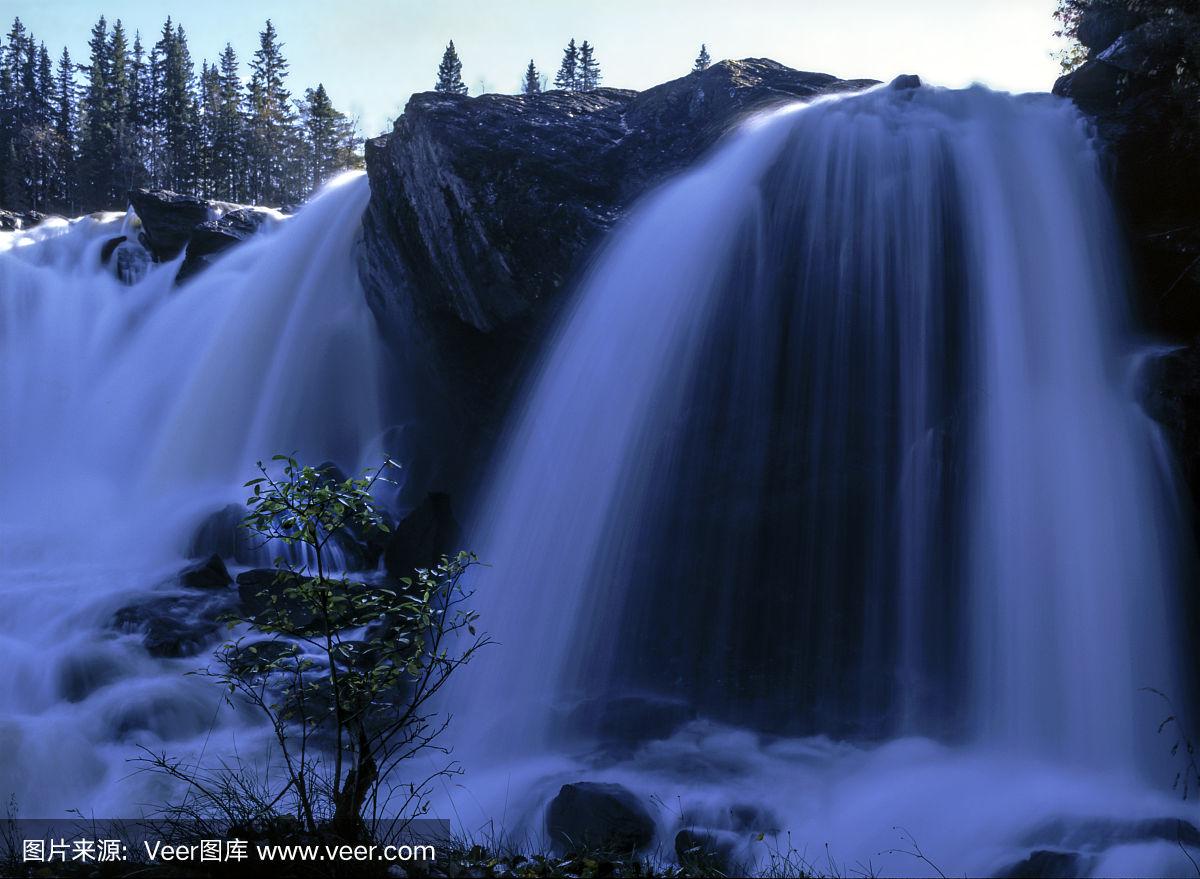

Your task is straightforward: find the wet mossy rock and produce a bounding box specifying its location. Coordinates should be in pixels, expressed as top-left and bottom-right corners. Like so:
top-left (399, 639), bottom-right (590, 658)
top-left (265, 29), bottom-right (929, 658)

top-left (545, 782), bottom-right (656, 853)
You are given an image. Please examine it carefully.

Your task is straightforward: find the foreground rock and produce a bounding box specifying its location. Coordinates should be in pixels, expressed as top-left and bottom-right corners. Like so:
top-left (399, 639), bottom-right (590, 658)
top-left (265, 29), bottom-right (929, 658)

top-left (359, 60), bottom-right (877, 484)
top-left (545, 782), bottom-right (656, 853)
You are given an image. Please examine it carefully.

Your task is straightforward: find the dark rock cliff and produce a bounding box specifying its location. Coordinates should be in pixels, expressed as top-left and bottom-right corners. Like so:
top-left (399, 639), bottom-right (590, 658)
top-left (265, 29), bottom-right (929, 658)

top-left (1055, 7), bottom-right (1200, 603)
top-left (358, 59), bottom-right (877, 483)
top-left (1055, 7), bottom-right (1200, 338)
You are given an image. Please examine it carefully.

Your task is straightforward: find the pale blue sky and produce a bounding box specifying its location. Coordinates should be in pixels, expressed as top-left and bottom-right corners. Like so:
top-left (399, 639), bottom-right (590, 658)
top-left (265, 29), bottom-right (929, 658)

top-left (8, 0), bottom-right (1064, 137)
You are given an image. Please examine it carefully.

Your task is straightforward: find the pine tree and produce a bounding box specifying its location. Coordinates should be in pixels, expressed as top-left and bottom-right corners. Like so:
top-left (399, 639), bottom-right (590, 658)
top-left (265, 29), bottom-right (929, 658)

top-left (300, 82), bottom-right (359, 191)
top-left (0, 22), bottom-right (18, 203)
top-left (554, 39), bottom-right (579, 91)
top-left (197, 60), bottom-right (220, 197)
top-left (693, 44), bottom-right (711, 72)
top-left (51, 46), bottom-right (76, 210)
top-left (435, 41), bottom-right (467, 95)
top-left (245, 20), bottom-right (297, 204)
top-left (0, 15), bottom-right (360, 211)
top-left (522, 59), bottom-right (541, 95)
top-left (153, 20), bottom-right (199, 192)
top-left (578, 41), bottom-right (600, 90)
top-left (212, 43), bottom-right (243, 200)
top-left (127, 32), bottom-right (151, 190)
top-left (109, 20), bottom-right (142, 196)
top-left (78, 15), bottom-right (115, 210)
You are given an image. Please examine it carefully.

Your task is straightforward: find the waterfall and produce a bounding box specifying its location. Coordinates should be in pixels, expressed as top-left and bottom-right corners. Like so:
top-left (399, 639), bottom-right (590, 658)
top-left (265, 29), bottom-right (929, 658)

top-left (0, 173), bottom-right (391, 814)
top-left (446, 83), bottom-right (1196, 871)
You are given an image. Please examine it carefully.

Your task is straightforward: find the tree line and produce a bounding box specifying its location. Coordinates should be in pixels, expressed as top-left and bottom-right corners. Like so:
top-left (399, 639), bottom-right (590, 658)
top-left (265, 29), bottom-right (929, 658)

top-left (0, 16), bottom-right (361, 215)
top-left (436, 39), bottom-right (715, 96)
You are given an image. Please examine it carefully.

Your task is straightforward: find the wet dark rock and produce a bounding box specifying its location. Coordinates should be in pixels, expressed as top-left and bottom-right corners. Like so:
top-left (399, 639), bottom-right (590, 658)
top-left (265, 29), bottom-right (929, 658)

top-left (728, 803), bottom-right (781, 834)
top-left (565, 694), bottom-right (695, 749)
top-left (314, 460), bottom-right (351, 486)
top-left (1053, 11), bottom-right (1200, 338)
top-left (1021, 814), bottom-right (1200, 853)
top-left (1098, 16), bottom-right (1194, 77)
top-left (0, 209), bottom-right (48, 231)
top-left (998, 850), bottom-right (1084, 879)
top-left (129, 189), bottom-right (211, 260)
top-left (235, 569), bottom-right (314, 628)
top-left (545, 782), bottom-right (656, 853)
top-left (178, 208), bottom-right (276, 280)
top-left (1057, 7), bottom-right (1200, 569)
top-left (100, 235), bottom-right (126, 262)
top-left (128, 189), bottom-right (269, 278)
top-left (100, 234), bottom-right (152, 285)
top-left (674, 828), bottom-right (740, 873)
top-left (1078, 6), bottom-right (1145, 53)
top-left (180, 553), bottom-right (232, 590)
top-left (889, 73), bottom-right (922, 90)
top-left (223, 638), bottom-right (300, 677)
top-left (188, 503), bottom-right (260, 565)
top-left (383, 492), bottom-right (460, 580)
top-left (112, 591), bottom-right (236, 658)
top-left (55, 649), bottom-right (127, 703)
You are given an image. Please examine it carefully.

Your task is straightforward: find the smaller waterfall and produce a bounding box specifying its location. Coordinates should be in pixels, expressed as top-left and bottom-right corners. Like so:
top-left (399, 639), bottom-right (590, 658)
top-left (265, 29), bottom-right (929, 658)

top-left (0, 173), bottom-right (393, 815)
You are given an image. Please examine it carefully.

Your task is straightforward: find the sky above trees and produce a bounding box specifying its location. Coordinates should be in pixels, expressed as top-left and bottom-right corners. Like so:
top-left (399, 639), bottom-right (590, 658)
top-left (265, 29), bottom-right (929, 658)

top-left (8, 0), bottom-right (1064, 137)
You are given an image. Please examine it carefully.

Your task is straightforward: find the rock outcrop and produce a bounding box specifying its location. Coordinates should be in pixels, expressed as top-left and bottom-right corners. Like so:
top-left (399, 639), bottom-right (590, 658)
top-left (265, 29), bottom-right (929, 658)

top-left (359, 59), bottom-right (878, 485)
top-left (1056, 9), bottom-right (1200, 553)
top-left (1054, 8), bottom-right (1200, 337)
top-left (128, 189), bottom-right (280, 280)
top-left (0, 209), bottom-right (49, 231)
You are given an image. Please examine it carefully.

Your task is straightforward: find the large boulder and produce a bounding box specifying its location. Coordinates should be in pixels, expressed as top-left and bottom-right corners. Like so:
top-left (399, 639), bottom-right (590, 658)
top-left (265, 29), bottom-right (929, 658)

top-left (128, 189), bottom-right (213, 260)
top-left (128, 189), bottom-right (273, 278)
top-left (179, 554), bottom-right (232, 590)
top-left (188, 503), bottom-right (260, 565)
top-left (178, 208), bottom-right (278, 280)
top-left (358, 60), bottom-right (878, 477)
top-left (112, 591), bottom-right (235, 658)
top-left (545, 782), bottom-right (656, 853)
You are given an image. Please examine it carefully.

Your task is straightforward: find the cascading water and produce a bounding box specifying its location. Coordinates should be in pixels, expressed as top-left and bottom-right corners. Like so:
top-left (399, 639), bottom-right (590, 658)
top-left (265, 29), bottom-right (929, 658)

top-left (0, 173), bottom-right (395, 815)
top-left (445, 83), bottom-right (1200, 875)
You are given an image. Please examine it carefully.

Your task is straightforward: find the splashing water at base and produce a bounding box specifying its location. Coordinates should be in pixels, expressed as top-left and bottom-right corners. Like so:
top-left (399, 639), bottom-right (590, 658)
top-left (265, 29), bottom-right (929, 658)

top-left (440, 84), bottom-right (1199, 874)
top-left (0, 173), bottom-right (394, 815)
